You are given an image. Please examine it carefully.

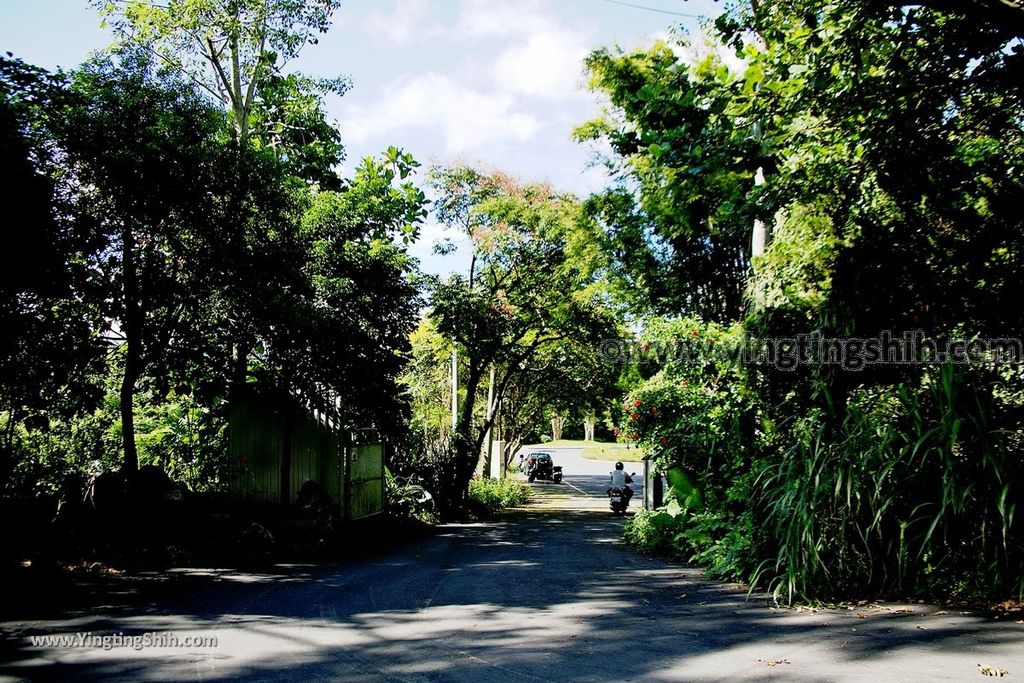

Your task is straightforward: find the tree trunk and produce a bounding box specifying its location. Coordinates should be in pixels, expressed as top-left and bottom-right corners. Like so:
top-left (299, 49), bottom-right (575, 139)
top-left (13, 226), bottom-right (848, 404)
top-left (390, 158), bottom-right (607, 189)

top-left (584, 414), bottom-right (596, 442)
top-left (120, 226), bottom-right (141, 474)
top-left (450, 342), bottom-right (458, 432)
top-left (482, 365), bottom-right (496, 478)
top-left (503, 437), bottom-right (523, 475)
top-left (444, 362), bottom-right (484, 514)
top-left (550, 414), bottom-right (564, 442)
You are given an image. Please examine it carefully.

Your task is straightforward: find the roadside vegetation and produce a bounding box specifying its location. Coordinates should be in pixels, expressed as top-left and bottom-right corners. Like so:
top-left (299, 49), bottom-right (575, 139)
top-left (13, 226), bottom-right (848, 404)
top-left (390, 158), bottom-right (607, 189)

top-left (2, 0), bottom-right (1022, 608)
top-left (468, 478), bottom-right (530, 518)
top-left (589, 2), bottom-right (1024, 604)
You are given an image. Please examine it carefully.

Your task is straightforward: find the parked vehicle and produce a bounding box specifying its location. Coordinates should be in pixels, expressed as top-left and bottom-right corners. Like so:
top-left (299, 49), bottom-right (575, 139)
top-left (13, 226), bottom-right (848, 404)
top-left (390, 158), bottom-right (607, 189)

top-left (524, 452), bottom-right (563, 483)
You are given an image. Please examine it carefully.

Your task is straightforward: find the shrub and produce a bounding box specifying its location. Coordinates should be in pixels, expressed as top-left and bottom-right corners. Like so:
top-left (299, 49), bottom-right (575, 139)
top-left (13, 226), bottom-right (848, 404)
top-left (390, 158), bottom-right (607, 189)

top-left (385, 469), bottom-right (435, 523)
top-left (622, 508), bottom-right (686, 557)
top-left (756, 366), bottom-right (1024, 604)
top-left (468, 477), bottom-right (529, 516)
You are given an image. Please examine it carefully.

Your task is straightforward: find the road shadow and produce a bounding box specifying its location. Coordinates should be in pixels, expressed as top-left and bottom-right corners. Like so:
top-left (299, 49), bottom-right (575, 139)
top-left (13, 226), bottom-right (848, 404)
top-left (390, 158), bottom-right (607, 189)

top-left (3, 477), bottom-right (1023, 681)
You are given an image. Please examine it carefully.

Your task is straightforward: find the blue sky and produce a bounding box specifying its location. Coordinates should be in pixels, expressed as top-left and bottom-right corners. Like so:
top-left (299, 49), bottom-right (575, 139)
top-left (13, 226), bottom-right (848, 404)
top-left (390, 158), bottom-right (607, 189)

top-left (0, 0), bottom-right (726, 274)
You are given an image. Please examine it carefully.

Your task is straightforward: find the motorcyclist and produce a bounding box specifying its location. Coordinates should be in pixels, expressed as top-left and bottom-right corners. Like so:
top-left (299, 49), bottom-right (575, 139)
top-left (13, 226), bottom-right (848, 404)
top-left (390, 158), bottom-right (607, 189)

top-left (608, 461), bottom-right (634, 504)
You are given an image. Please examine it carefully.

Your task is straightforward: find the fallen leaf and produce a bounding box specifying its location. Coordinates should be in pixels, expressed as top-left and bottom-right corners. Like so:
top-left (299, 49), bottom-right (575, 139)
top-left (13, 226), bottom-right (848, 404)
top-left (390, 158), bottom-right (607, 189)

top-left (932, 610), bottom-right (948, 616)
top-left (978, 664), bottom-right (1008, 677)
top-left (758, 659), bottom-right (791, 668)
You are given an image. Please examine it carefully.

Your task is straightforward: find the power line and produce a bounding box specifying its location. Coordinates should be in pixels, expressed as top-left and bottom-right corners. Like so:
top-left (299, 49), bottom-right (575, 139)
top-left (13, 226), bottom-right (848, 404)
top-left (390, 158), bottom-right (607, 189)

top-left (599, 0), bottom-right (704, 19)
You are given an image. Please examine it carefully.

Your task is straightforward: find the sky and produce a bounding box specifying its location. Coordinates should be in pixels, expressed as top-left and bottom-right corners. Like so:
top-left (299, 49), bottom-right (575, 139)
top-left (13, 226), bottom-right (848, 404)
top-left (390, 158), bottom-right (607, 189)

top-left (0, 0), bottom-right (726, 274)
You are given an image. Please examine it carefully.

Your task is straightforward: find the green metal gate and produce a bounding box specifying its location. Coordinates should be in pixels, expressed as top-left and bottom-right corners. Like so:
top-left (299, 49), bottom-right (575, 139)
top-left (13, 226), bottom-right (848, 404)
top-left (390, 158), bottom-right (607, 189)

top-left (229, 393), bottom-right (386, 520)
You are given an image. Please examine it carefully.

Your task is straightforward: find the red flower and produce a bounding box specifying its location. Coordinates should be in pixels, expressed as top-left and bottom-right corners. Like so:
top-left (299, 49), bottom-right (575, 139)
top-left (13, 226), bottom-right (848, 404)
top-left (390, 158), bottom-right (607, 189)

top-left (634, 399), bottom-right (642, 407)
top-left (612, 428), bottom-right (620, 436)
top-left (641, 342), bottom-right (649, 351)
top-left (630, 413), bottom-right (638, 421)
top-left (661, 436), bottom-right (667, 446)
top-left (692, 330), bottom-right (700, 337)
top-left (651, 407), bottom-right (657, 414)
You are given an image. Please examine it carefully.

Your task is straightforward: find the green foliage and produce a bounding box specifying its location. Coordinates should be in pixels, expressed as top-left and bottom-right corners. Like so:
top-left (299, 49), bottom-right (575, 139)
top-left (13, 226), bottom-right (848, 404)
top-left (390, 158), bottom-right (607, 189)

top-left (625, 505), bottom-right (756, 581)
top-left (425, 165), bottom-right (623, 512)
top-left (599, 1), bottom-right (1024, 603)
top-left (623, 509), bottom-right (686, 557)
top-left (94, 0), bottom-right (346, 148)
top-left (252, 71), bottom-right (349, 188)
top-left (3, 354), bottom-right (229, 496)
top-left (747, 202), bottom-right (842, 329)
top-left (616, 318), bottom-right (755, 505)
top-left (1, 55), bottom-right (107, 487)
top-left (286, 148), bottom-right (426, 434)
top-left (467, 477), bottom-right (530, 516)
top-left (1, 45), bottom-right (425, 500)
top-left (578, 39), bottom-right (757, 320)
top-left (385, 468), bottom-right (435, 523)
top-left (402, 320), bottom-right (456, 451)
top-left (759, 365), bottom-right (1023, 603)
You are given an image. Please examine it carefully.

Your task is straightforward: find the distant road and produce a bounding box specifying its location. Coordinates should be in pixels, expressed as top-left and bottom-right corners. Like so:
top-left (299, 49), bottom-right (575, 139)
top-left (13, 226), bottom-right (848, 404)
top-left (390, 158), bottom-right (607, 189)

top-left (516, 442), bottom-right (644, 478)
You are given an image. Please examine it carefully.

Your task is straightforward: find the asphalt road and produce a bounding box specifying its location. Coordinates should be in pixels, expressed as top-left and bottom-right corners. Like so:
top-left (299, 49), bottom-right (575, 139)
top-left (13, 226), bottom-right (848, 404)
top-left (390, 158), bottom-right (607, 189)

top-left (3, 448), bottom-right (1024, 681)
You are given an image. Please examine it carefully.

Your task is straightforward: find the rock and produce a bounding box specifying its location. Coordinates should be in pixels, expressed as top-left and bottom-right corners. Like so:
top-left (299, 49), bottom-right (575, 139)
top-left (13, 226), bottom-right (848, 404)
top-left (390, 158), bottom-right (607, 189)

top-left (238, 522), bottom-right (275, 562)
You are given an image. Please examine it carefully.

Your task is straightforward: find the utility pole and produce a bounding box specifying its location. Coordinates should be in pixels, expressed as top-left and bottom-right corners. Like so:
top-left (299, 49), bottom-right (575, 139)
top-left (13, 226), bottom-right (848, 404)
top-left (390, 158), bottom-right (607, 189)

top-left (751, 166), bottom-right (767, 259)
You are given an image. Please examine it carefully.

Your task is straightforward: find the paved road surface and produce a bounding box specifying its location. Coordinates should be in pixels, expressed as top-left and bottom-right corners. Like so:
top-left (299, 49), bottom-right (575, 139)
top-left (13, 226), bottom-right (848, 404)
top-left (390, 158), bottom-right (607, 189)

top-left (3, 450), bottom-right (1023, 681)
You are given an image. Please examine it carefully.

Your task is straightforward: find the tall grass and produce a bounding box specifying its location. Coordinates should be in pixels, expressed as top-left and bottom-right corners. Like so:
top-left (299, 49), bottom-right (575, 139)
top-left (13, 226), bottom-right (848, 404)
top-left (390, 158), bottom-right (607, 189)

top-left (755, 365), bottom-right (1022, 603)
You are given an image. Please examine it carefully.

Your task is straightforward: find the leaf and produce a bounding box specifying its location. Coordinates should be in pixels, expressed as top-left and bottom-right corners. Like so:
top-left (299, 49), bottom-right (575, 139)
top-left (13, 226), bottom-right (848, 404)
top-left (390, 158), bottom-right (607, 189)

top-left (758, 658), bottom-right (791, 667)
top-left (978, 664), bottom-right (1008, 677)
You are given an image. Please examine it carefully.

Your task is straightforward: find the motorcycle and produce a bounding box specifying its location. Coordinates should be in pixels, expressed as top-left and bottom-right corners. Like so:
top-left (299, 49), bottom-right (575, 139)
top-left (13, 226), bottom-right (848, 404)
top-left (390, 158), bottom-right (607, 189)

top-left (608, 473), bottom-right (636, 515)
top-left (527, 462), bottom-right (564, 483)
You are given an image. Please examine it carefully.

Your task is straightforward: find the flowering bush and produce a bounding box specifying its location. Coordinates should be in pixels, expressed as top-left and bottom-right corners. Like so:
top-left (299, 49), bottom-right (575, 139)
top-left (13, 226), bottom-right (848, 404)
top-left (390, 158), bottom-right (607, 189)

top-left (616, 318), bottom-right (754, 485)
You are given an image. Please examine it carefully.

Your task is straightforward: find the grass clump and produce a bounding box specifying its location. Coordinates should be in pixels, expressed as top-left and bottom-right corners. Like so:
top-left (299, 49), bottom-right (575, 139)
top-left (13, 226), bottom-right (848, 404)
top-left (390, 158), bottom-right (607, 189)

top-left (468, 477), bottom-right (530, 516)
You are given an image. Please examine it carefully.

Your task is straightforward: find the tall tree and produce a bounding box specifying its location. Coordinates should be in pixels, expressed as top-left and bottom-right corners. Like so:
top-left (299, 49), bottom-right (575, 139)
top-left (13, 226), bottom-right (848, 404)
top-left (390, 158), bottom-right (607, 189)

top-left (0, 57), bottom-right (104, 488)
top-left (94, 0), bottom-right (351, 411)
top-left (427, 167), bottom-right (619, 511)
top-left (50, 49), bottom-right (263, 472)
top-left (577, 42), bottom-right (760, 321)
top-left (93, 0), bottom-right (346, 143)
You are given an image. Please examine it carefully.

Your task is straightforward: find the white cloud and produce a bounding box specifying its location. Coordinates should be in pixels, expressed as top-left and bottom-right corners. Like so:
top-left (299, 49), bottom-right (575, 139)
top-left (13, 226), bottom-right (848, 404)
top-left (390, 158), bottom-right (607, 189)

top-left (366, 0), bottom-right (434, 46)
top-left (416, 220), bottom-right (464, 246)
top-left (454, 0), bottom-right (553, 38)
top-left (493, 29), bottom-right (589, 99)
top-left (654, 27), bottom-right (748, 75)
top-left (408, 221), bottom-right (473, 277)
top-left (342, 72), bottom-right (540, 153)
